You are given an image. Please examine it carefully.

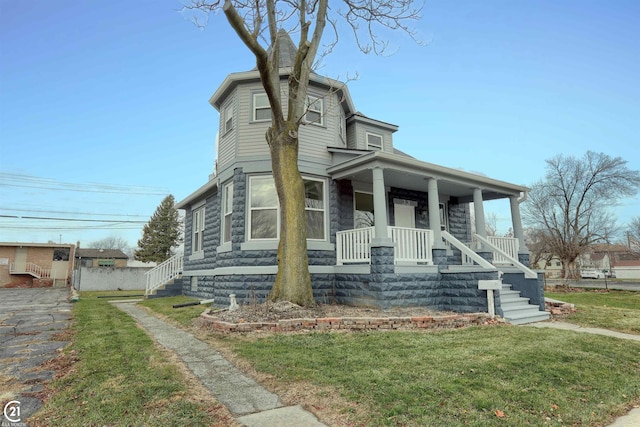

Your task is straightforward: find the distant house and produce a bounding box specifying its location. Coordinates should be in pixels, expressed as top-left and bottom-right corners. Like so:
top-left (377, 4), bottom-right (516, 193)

top-left (533, 255), bottom-right (563, 278)
top-left (614, 259), bottom-right (640, 279)
top-left (0, 242), bottom-right (75, 288)
top-left (75, 248), bottom-right (128, 268)
top-left (147, 31), bottom-right (549, 324)
top-left (578, 244), bottom-right (638, 277)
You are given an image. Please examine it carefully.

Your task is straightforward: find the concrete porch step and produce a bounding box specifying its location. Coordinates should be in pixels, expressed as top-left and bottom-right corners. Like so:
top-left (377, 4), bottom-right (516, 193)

top-left (501, 284), bottom-right (550, 325)
top-left (147, 277), bottom-right (183, 299)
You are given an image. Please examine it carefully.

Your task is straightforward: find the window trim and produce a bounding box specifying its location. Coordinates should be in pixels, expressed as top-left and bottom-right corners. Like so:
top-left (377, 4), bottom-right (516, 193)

top-left (252, 92), bottom-right (272, 122)
top-left (304, 176), bottom-right (327, 241)
top-left (248, 175), bottom-right (280, 241)
top-left (223, 103), bottom-right (233, 134)
top-left (192, 205), bottom-right (206, 254)
top-left (366, 132), bottom-right (383, 151)
top-left (221, 182), bottom-right (233, 244)
top-left (247, 174), bottom-right (328, 242)
top-left (304, 94), bottom-right (324, 126)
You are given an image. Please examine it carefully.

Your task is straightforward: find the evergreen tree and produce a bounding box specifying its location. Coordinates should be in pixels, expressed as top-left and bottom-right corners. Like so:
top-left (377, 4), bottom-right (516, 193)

top-left (135, 195), bottom-right (182, 263)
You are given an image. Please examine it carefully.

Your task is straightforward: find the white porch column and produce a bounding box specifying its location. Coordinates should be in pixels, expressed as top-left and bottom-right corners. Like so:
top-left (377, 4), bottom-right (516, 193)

top-left (427, 178), bottom-right (443, 248)
top-left (372, 167), bottom-right (390, 243)
top-left (510, 195), bottom-right (527, 253)
top-left (473, 188), bottom-right (487, 247)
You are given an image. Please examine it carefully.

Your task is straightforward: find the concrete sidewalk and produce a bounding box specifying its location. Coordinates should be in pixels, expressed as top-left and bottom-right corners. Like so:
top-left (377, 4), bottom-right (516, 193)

top-left (526, 321), bottom-right (640, 427)
top-left (111, 300), bottom-right (327, 427)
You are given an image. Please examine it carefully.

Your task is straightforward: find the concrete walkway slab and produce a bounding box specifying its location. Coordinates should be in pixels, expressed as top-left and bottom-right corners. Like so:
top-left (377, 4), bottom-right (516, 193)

top-left (526, 321), bottom-right (640, 341)
top-left (112, 301), bottom-right (328, 426)
top-left (237, 405), bottom-right (326, 427)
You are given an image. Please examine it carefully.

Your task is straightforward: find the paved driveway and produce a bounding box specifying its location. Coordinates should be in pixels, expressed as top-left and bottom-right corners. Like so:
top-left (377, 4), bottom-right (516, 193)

top-left (0, 288), bottom-right (72, 424)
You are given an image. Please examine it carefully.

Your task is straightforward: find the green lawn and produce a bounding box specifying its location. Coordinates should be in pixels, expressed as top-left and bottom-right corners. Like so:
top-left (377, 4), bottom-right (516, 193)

top-left (546, 290), bottom-right (640, 334)
top-left (30, 292), bottom-right (230, 426)
top-left (139, 295), bottom-right (210, 327)
top-left (143, 296), bottom-right (640, 427)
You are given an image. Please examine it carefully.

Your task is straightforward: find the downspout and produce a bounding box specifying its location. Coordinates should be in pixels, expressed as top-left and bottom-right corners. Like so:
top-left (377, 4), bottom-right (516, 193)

top-left (517, 191), bottom-right (528, 204)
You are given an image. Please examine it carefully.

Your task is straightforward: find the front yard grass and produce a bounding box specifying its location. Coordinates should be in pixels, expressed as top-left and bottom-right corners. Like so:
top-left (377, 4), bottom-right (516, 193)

top-left (142, 297), bottom-right (640, 427)
top-left (546, 289), bottom-right (640, 334)
top-left (29, 292), bottom-right (230, 426)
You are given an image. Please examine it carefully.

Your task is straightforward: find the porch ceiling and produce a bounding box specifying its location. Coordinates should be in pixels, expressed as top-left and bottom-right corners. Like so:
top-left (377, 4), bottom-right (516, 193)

top-left (327, 151), bottom-right (528, 202)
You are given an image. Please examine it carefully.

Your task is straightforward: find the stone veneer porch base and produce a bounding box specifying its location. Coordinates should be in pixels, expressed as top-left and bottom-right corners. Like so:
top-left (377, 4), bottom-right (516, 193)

top-left (199, 312), bottom-right (502, 333)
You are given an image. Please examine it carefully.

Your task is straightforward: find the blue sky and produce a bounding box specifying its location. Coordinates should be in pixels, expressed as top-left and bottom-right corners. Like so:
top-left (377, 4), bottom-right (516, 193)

top-left (1, 0), bottom-right (638, 248)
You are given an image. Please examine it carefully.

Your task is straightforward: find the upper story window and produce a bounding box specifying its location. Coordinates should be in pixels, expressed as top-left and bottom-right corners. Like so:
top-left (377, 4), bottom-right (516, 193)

top-left (253, 93), bottom-right (272, 122)
top-left (223, 103), bottom-right (233, 134)
top-left (304, 95), bottom-right (324, 126)
top-left (339, 109), bottom-right (346, 142)
top-left (366, 132), bottom-right (383, 151)
top-left (248, 175), bottom-right (326, 241)
top-left (222, 182), bottom-right (233, 244)
top-left (192, 205), bottom-right (206, 253)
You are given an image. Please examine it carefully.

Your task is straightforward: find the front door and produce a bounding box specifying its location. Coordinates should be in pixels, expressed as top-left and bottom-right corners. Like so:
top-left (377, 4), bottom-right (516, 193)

top-left (14, 248), bottom-right (27, 270)
top-left (394, 203), bottom-right (415, 228)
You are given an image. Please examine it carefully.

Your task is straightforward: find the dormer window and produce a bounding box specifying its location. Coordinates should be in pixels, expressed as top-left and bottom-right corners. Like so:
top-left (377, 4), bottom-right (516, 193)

top-left (305, 95), bottom-right (323, 126)
top-left (366, 132), bottom-right (383, 150)
top-left (223, 104), bottom-right (233, 133)
top-left (253, 93), bottom-right (272, 122)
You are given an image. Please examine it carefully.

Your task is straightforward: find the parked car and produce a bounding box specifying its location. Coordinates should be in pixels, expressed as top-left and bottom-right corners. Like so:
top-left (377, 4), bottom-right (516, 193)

top-left (581, 269), bottom-right (605, 279)
top-left (602, 269), bottom-right (616, 278)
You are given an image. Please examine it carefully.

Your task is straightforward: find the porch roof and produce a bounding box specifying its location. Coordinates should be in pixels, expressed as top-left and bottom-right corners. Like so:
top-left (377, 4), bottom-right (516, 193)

top-left (327, 150), bottom-right (528, 202)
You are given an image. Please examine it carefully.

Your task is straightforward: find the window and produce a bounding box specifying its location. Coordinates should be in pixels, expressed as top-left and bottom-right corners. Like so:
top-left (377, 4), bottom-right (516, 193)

top-left (253, 93), bottom-right (272, 122)
top-left (304, 178), bottom-right (325, 240)
top-left (366, 132), bottom-right (383, 150)
top-left (248, 175), bottom-right (326, 240)
top-left (305, 95), bottom-right (323, 125)
top-left (222, 183), bottom-right (233, 243)
top-left (339, 109), bottom-right (346, 142)
top-left (98, 259), bottom-right (115, 267)
top-left (192, 206), bottom-right (205, 253)
top-left (354, 192), bottom-right (374, 228)
top-left (190, 276), bottom-right (198, 292)
top-left (223, 103), bottom-right (233, 133)
top-left (249, 176), bottom-right (279, 239)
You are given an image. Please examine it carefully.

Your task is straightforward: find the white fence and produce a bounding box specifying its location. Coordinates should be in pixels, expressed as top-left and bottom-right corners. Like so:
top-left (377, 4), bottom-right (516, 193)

top-left (336, 227), bottom-right (434, 265)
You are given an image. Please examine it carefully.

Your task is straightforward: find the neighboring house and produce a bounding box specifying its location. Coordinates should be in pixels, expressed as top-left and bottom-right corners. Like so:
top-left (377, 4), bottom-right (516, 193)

top-left (75, 248), bottom-right (128, 268)
top-left (578, 244), bottom-right (637, 277)
top-left (533, 255), bottom-right (564, 278)
top-left (0, 242), bottom-right (75, 288)
top-left (614, 259), bottom-right (640, 279)
top-left (164, 32), bottom-right (547, 324)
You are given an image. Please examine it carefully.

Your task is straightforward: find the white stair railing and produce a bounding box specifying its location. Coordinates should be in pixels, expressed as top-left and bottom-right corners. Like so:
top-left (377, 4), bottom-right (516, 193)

top-left (145, 253), bottom-right (183, 296)
top-left (442, 231), bottom-right (495, 270)
top-left (10, 262), bottom-right (51, 278)
top-left (474, 234), bottom-right (537, 279)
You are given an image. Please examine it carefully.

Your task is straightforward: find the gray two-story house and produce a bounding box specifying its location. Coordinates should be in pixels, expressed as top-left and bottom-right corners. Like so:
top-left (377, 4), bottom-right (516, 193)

top-left (163, 34), bottom-right (548, 324)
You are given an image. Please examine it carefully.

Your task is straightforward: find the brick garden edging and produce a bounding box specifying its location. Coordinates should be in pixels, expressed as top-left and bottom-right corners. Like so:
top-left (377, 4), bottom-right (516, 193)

top-left (199, 312), bottom-right (500, 333)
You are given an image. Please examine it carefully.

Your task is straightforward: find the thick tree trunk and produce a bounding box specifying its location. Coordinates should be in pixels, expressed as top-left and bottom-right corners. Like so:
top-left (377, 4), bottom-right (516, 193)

top-left (267, 124), bottom-right (315, 306)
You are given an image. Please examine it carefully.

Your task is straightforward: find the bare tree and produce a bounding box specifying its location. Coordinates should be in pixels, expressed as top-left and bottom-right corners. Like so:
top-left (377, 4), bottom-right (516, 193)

top-left (523, 151), bottom-right (640, 279)
top-left (628, 216), bottom-right (640, 253)
top-left (184, 0), bottom-right (421, 306)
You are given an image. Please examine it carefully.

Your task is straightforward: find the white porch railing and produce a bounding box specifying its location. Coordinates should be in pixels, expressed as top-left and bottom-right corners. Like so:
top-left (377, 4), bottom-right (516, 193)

top-left (145, 253), bottom-right (183, 296)
top-left (336, 227), bottom-right (373, 265)
top-left (10, 262), bottom-right (51, 278)
top-left (474, 234), bottom-right (537, 279)
top-left (335, 227), bottom-right (434, 265)
top-left (389, 226), bottom-right (434, 265)
top-left (463, 236), bottom-right (520, 266)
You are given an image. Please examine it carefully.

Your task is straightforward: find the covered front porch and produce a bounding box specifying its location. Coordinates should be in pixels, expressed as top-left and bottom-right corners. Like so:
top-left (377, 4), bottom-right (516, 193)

top-left (327, 150), bottom-right (547, 323)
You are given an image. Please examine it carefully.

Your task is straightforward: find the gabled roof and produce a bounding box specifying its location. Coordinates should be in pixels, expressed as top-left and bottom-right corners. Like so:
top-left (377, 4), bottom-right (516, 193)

top-left (272, 29), bottom-right (298, 69)
top-left (76, 248), bottom-right (128, 259)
